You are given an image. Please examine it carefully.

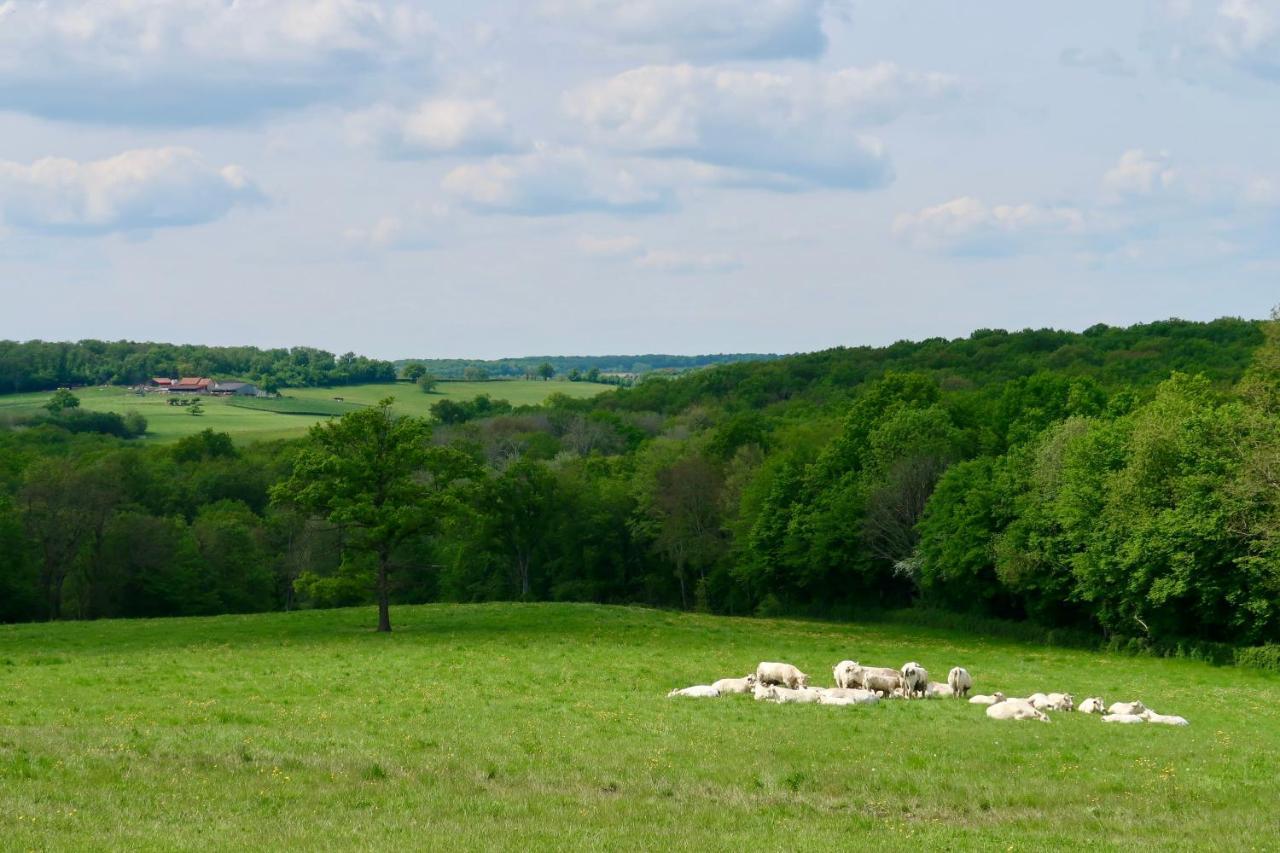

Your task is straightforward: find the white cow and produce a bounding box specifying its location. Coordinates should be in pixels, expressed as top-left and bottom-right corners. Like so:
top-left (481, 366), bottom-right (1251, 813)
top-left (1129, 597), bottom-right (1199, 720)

top-left (1142, 711), bottom-right (1189, 726)
top-left (711, 675), bottom-right (757, 694)
top-left (833, 660), bottom-right (860, 689)
top-left (947, 666), bottom-right (973, 698)
top-left (969, 692), bottom-right (1006, 706)
top-left (768, 685), bottom-right (823, 704)
top-left (924, 682), bottom-right (955, 699)
top-left (756, 662), bottom-right (810, 689)
top-left (1102, 713), bottom-right (1146, 724)
top-left (667, 685), bottom-right (720, 698)
top-left (818, 687), bottom-right (879, 705)
top-left (1030, 692), bottom-right (1074, 712)
top-left (1077, 697), bottom-right (1106, 715)
top-left (986, 699), bottom-right (1049, 722)
top-left (901, 662), bottom-right (929, 699)
top-left (1107, 700), bottom-right (1147, 717)
top-left (851, 663), bottom-right (903, 696)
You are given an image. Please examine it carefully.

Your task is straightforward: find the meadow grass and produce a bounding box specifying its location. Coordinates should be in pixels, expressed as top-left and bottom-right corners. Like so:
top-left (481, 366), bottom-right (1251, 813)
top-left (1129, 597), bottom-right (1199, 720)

top-left (0, 381), bottom-right (609, 445)
top-left (1, 603), bottom-right (1276, 850)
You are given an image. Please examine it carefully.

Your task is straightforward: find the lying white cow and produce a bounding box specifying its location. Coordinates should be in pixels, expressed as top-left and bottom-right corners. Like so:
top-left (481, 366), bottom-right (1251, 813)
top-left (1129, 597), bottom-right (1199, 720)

top-left (667, 685), bottom-right (720, 698)
top-left (833, 660), bottom-right (860, 689)
top-left (760, 685), bottom-right (823, 704)
top-left (1107, 700), bottom-right (1147, 717)
top-left (986, 699), bottom-right (1049, 722)
top-left (1142, 710), bottom-right (1189, 726)
top-left (901, 662), bottom-right (929, 699)
top-left (969, 692), bottom-right (1006, 706)
top-left (818, 687), bottom-right (879, 705)
top-left (711, 675), bottom-right (757, 694)
top-left (1077, 697), bottom-right (1106, 715)
top-left (1102, 713), bottom-right (1145, 724)
top-left (947, 666), bottom-right (973, 698)
top-left (924, 682), bottom-right (955, 699)
top-left (756, 661), bottom-right (810, 689)
top-left (1029, 692), bottom-right (1074, 712)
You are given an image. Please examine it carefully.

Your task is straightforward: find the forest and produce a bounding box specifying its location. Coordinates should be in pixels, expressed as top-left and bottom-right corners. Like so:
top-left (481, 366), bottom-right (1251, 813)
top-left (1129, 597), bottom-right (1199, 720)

top-left (1, 316), bottom-right (1277, 663)
top-left (0, 339), bottom-right (396, 395)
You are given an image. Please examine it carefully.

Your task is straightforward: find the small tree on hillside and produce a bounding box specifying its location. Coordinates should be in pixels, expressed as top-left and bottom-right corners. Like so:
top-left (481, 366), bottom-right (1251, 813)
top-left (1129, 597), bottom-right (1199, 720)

top-left (189, 401), bottom-right (204, 416)
top-left (537, 362), bottom-right (555, 381)
top-left (271, 398), bottom-right (475, 632)
top-left (44, 389), bottom-right (80, 415)
top-left (417, 372), bottom-right (439, 393)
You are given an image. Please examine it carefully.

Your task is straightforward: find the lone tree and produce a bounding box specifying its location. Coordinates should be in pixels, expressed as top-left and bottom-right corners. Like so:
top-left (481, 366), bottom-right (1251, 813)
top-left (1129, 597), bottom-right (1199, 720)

top-left (44, 389), bottom-right (80, 415)
top-left (537, 362), bottom-right (555, 381)
top-left (272, 398), bottom-right (472, 632)
top-left (401, 363), bottom-right (427, 382)
top-left (416, 372), bottom-right (439, 394)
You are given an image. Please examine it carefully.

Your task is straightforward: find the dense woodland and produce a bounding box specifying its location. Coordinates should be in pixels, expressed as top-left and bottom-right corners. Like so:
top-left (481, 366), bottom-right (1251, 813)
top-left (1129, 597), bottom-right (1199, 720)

top-left (0, 340), bottom-right (396, 394)
top-left (394, 352), bottom-right (779, 380)
top-left (2, 316), bottom-right (1277, 663)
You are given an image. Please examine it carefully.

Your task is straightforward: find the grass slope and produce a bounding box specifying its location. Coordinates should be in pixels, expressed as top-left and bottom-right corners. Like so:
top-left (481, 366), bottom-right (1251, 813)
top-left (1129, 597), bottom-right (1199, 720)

top-left (0, 381), bottom-right (608, 445)
top-left (1, 604), bottom-right (1276, 850)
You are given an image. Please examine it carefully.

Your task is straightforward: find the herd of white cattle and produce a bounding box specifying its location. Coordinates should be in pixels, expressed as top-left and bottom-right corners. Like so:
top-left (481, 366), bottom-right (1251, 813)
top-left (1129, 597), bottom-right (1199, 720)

top-left (668, 660), bottom-right (1189, 726)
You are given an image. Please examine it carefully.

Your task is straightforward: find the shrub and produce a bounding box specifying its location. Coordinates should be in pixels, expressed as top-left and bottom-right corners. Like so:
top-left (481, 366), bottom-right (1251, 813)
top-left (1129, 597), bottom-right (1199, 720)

top-left (1235, 644), bottom-right (1280, 673)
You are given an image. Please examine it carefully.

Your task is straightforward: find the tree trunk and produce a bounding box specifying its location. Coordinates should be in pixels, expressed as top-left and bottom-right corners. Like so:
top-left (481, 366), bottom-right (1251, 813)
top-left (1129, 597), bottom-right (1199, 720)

top-left (520, 554), bottom-right (531, 599)
top-left (376, 549), bottom-right (392, 633)
top-left (676, 559), bottom-right (687, 610)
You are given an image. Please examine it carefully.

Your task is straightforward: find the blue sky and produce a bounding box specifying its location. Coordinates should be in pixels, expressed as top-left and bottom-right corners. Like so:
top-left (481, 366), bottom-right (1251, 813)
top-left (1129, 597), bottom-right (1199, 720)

top-left (0, 0), bottom-right (1277, 358)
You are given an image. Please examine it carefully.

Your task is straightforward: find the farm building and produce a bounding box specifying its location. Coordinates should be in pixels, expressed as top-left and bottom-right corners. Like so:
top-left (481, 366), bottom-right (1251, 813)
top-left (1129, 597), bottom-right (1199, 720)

top-left (211, 382), bottom-right (259, 396)
top-left (168, 377), bottom-right (214, 393)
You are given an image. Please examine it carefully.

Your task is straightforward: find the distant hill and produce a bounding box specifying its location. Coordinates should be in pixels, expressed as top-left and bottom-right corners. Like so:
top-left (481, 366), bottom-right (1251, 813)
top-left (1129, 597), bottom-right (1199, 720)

top-left (393, 353), bottom-right (781, 381)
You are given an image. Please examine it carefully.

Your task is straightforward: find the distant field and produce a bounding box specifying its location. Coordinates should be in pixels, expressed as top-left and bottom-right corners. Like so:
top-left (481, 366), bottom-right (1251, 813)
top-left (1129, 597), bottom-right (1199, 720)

top-left (288, 380), bottom-right (608, 417)
top-left (0, 380), bottom-right (611, 444)
top-left (0, 603), bottom-right (1275, 849)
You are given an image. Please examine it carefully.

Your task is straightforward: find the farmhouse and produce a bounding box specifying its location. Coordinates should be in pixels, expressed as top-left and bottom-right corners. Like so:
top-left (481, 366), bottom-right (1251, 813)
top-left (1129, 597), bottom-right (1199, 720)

top-left (211, 382), bottom-right (259, 397)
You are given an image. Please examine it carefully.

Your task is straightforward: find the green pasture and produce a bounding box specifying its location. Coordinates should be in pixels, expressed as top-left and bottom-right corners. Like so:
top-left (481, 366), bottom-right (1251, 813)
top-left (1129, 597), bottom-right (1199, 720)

top-left (287, 380), bottom-right (608, 417)
top-left (1, 603), bottom-right (1275, 850)
top-left (0, 380), bottom-right (609, 445)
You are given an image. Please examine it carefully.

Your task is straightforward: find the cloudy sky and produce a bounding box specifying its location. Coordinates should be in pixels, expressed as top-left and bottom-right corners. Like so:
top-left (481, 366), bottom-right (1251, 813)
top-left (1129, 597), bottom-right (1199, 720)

top-left (1, 0), bottom-right (1278, 359)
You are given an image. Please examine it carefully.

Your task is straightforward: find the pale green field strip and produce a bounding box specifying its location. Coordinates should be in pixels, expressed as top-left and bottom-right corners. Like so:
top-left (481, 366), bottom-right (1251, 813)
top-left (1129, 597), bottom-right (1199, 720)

top-left (0, 380), bottom-right (610, 444)
top-left (0, 604), bottom-right (1276, 850)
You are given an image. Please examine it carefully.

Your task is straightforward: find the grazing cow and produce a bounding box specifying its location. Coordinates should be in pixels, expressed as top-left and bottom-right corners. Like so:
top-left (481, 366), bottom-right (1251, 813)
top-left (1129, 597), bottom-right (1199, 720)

top-left (969, 692), bottom-right (1006, 706)
top-left (947, 666), bottom-right (973, 698)
top-left (1141, 711), bottom-right (1189, 726)
top-left (1107, 701), bottom-right (1147, 717)
top-left (667, 685), bottom-right (720, 698)
top-left (1077, 697), bottom-right (1106, 715)
top-left (833, 660), bottom-right (860, 689)
top-left (924, 682), bottom-right (955, 699)
top-left (818, 687), bottom-right (879, 705)
top-left (986, 699), bottom-right (1049, 722)
top-left (756, 662), bottom-right (811, 689)
top-left (1102, 713), bottom-right (1146, 724)
top-left (901, 662), bottom-right (929, 699)
top-left (711, 675), bottom-right (757, 694)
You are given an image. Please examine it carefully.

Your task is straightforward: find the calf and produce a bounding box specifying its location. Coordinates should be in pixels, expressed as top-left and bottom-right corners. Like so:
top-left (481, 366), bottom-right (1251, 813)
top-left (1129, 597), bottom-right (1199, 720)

top-left (756, 662), bottom-right (811, 689)
top-left (711, 675), bottom-right (757, 694)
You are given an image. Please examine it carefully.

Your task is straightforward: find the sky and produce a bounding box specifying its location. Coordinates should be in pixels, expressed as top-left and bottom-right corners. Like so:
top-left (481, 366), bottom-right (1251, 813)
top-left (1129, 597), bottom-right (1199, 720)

top-left (0, 0), bottom-right (1278, 360)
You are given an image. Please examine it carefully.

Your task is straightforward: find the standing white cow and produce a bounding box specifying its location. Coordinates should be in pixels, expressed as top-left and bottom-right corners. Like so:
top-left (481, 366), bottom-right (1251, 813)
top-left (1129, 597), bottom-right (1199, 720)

top-left (833, 660), bottom-right (860, 689)
top-left (901, 662), bottom-right (929, 699)
top-left (947, 666), bottom-right (973, 698)
top-left (756, 662), bottom-right (810, 689)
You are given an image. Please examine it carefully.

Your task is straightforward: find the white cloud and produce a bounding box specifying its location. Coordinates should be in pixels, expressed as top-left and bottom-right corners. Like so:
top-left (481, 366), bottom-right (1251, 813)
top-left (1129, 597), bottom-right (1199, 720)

top-left (577, 233), bottom-right (740, 273)
top-left (442, 147), bottom-right (675, 216)
top-left (538, 0), bottom-right (833, 60)
top-left (892, 197), bottom-right (1089, 256)
top-left (1059, 47), bottom-right (1136, 77)
top-left (564, 63), bottom-right (957, 189)
top-left (0, 0), bottom-right (436, 124)
top-left (1102, 149), bottom-right (1178, 200)
top-left (0, 147), bottom-right (261, 235)
top-left (1151, 0), bottom-right (1280, 84)
top-left (346, 99), bottom-right (521, 159)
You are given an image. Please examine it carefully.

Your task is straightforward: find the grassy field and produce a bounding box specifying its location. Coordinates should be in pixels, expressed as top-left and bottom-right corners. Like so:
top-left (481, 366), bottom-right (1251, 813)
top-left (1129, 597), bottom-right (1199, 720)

top-left (0, 380), bottom-right (609, 444)
top-left (1, 604), bottom-right (1276, 850)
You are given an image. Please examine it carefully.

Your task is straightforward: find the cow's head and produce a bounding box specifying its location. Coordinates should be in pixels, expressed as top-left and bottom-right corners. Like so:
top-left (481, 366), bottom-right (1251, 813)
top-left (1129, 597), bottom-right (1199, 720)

top-left (797, 673), bottom-right (810, 688)
top-left (993, 691), bottom-right (1006, 702)
top-left (745, 674), bottom-right (756, 686)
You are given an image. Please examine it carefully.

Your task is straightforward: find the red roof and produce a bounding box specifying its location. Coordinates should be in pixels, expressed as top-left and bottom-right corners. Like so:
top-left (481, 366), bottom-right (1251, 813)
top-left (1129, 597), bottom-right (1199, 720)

top-left (152, 377), bottom-right (173, 385)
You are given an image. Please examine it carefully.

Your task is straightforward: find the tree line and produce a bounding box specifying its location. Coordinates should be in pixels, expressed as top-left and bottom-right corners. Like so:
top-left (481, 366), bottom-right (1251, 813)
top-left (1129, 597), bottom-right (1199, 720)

top-left (0, 340), bottom-right (396, 395)
top-left (1, 316), bottom-right (1276, 660)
